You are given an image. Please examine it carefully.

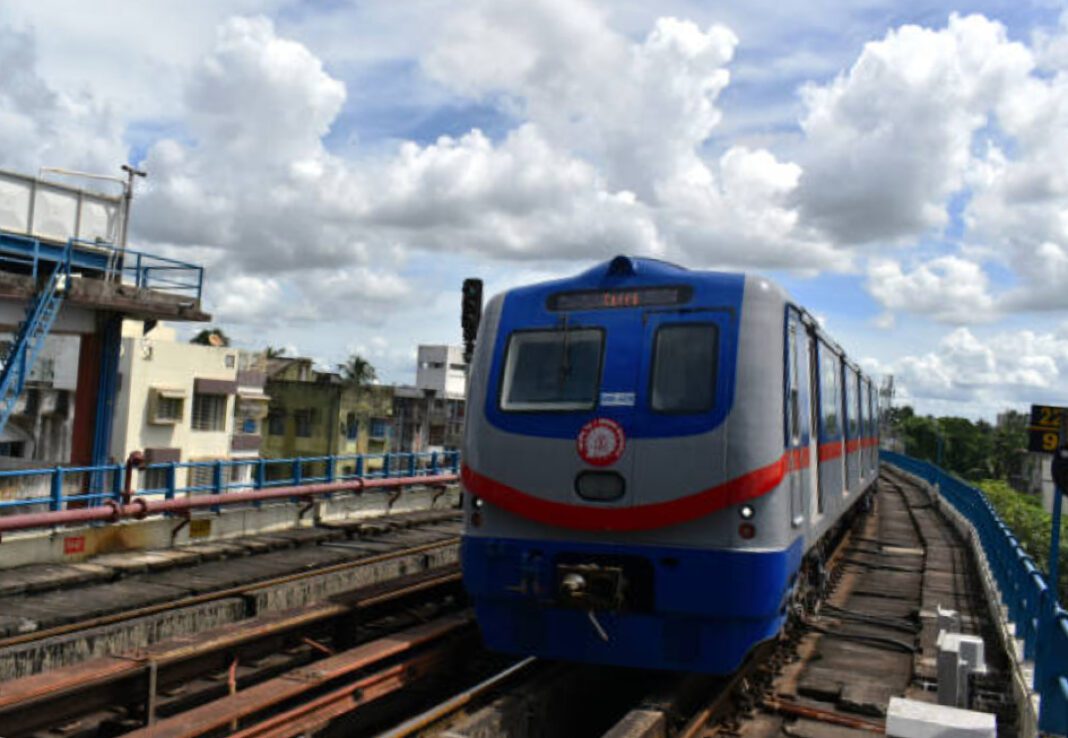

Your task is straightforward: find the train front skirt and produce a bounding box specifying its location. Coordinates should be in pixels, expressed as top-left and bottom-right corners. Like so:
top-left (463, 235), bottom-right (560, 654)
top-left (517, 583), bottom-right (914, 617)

top-left (462, 536), bottom-right (805, 673)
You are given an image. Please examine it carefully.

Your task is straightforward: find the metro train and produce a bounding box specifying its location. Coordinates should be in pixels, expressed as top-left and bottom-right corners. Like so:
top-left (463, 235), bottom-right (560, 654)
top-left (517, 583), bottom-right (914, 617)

top-left (460, 255), bottom-right (879, 673)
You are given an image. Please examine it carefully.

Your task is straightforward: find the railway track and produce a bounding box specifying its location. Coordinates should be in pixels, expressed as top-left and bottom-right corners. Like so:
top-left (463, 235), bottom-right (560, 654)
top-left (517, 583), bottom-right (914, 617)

top-left (0, 559), bottom-right (467, 737)
top-left (0, 470), bottom-right (1014, 737)
top-left (0, 537), bottom-right (459, 653)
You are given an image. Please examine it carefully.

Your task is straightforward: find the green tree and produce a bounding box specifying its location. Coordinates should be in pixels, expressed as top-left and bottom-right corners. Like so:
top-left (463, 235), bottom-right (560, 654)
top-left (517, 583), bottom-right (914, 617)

top-left (338, 354), bottom-right (376, 387)
top-left (980, 479), bottom-right (1068, 603)
top-left (991, 411), bottom-right (1028, 483)
top-left (190, 327), bottom-right (230, 347)
top-left (265, 346), bottom-right (287, 358)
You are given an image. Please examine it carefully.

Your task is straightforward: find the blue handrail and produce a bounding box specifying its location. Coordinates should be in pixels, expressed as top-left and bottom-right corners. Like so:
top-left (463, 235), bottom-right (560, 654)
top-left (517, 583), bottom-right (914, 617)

top-left (882, 450), bottom-right (1068, 735)
top-left (0, 230), bottom-right (203, 302)
top-left (0, 450), bottom-right (461, 510)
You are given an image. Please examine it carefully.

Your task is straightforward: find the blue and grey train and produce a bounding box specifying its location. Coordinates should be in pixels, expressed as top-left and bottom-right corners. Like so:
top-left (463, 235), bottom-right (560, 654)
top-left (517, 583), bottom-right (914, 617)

top-left (460, 256), bottom-right (879, 673)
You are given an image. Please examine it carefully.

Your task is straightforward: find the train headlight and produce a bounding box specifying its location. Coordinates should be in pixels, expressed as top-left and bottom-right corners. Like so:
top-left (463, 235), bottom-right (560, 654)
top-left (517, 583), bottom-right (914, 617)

top-left (739, 504), bottom-right (755, 520)
top-left (575, 472), bottom-right (625, 501)
top-left (738, 523), bottom-right (756, 540)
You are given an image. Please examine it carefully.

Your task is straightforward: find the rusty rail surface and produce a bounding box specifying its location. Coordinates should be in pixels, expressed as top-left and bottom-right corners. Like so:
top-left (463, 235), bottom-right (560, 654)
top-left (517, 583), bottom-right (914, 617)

top-left (0, 565), bottom-right (464, 736)
top-left (122, 612), bottom-right (475, 738)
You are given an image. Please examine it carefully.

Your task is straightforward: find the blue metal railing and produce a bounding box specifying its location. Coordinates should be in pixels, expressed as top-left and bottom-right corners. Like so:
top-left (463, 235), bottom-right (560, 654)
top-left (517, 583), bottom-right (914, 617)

top-left (0, 450), bottom-right (461, 511)
top-left (882, 450), bottom-right (1068, 734)
top-left (0, 231), bottom-right (203, 302)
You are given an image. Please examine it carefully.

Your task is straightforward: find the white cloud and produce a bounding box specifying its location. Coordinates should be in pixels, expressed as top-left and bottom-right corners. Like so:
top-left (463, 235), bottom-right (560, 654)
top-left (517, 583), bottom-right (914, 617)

top-left (0, 27), bottom-right (126, 175)
top-left (888, 325), bottom-right (1068, 415)
top-left (866, 256), bottom-right (997, 324)
top-left (797, 14), bottom-right (1033, 244)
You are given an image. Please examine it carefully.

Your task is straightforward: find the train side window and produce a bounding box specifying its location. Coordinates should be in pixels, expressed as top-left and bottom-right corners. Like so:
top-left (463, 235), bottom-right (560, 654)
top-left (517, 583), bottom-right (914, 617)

top-left (500, 329), bottom-right (603, 411)
top-left (862, 380), bottom-right (872, 437)
top-left (818, 343), bottom-right (840, 436)
top-left (845, 366), bottom-right (859, 439)
top-left (868, 381), bottom-right (876, 437)
top-left (650, 323), bottom-right (718, 413)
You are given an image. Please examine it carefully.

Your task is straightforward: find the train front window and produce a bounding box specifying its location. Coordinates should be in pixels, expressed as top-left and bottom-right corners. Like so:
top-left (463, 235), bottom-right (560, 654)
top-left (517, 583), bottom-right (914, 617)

top-left (500, 329), bottom-right (603, 411)
top-left (650, 323), bottom-right (718, 413)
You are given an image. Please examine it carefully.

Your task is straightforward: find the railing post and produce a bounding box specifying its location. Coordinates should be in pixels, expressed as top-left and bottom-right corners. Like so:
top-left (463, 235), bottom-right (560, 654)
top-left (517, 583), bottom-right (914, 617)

top-left (408, 453), bottom-right (416, 477)
top-left (50, 467), bottom-right (63, 512)
top-left (254, 459), bottom-right (265, 490)
top-left (292, 457), bottom-right (303, 486)
top-left (213, 460), bottom-right (224, 494)
top-left (112, 464), bottom-right (124, 503)
top-left (326, 456), bottom-right (336, 483)
top-left (430, 451), bottom-right (438, 475)
top-left (451, 450), bottom-right (460, 474)
top-left (384, 452), bottom-right (391, 479)
top-left (165, 463), bottom-right (176, 500)
top-left (355, 455), bottom-right (364, 479)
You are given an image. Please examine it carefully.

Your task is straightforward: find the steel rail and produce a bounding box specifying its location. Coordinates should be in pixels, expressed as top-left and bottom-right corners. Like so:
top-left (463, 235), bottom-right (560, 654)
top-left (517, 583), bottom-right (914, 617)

top-left (120, 612), bottom-right (475, 738)
top-left (0, 566), bottom-right (464, 735)
top-left (0, 536), bottom-right (458, 650)
top-left (377, 656), bottom-right (539, 738)
top-left (0, 472), bottom-right (458, 534)
top-left (629, 494), bottom-right (869, 738)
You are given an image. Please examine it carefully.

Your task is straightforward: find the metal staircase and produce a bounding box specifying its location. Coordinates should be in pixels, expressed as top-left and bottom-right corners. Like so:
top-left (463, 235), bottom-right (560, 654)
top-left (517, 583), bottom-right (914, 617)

top-left (0, 241), bottom-right (72, 435)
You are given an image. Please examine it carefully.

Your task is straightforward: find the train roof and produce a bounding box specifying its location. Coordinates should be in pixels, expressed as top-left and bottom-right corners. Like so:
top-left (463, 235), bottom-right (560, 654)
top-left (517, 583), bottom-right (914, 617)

top-left (502, 255), bottom-right (778, 301)
top-left (489, 255), bottom-right (870, 381)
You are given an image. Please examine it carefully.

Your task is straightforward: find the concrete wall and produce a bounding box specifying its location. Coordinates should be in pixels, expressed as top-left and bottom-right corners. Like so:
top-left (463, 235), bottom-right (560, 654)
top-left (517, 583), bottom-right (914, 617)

top-left (0, 484), bottom-right (460, 568)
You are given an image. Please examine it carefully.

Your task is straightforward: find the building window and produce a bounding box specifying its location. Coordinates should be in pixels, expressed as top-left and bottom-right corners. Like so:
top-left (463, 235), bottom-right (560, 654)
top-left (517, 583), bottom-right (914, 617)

top-left (142, 467), bottom-right (168, 491)
top-left (268, 410), bottom-right (285, 435)
top-left (0, 441), bottom-right (25, 457)
top-left (294, 409), bottom-right (315, 438)
top-left (370, 418), bottom-right (388, 438)
top-left (346, 412), bottom-right (359, 440)
top-left (449, 363), bottom-right (466, 371)
top-left (188, 464), bottom-right (215, 490)
top-left (149, 388), bottom-right (186, 425)
top-left (192, 394), bottom-right (227, 431)
top-left (225, 354), bottom-right (236, 368)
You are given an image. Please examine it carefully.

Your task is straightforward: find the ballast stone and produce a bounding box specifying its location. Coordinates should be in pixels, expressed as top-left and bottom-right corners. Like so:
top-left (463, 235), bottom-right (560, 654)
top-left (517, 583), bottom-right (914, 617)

top-left (886, 697), bottom-right (995, 738)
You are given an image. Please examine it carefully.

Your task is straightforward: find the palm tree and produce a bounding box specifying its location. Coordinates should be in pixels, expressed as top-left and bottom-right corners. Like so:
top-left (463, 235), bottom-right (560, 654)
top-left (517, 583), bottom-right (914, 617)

top-left (190, 327), bottom-right (230, 347)
top-left (265, 345), bottom-right (287, 358)
top-left (338, 354), bottom-right (376, 387)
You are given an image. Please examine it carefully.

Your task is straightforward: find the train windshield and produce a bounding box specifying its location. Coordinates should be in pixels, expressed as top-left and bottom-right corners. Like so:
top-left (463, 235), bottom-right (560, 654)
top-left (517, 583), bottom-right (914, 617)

top-left (500, 329), bottom-right (603, 411)
top-left (650, 323), bottom-right (718, 413)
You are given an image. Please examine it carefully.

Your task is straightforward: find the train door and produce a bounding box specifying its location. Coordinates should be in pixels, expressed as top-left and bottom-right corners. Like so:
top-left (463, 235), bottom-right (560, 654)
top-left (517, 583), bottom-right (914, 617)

top-left (785, 309), bottom-right (809, 527)
top-left (808, 330), bottom-right (823, 522)
top-left (816, 340), bottom-right (845, 515)
top-left (844, 365), bottom-right (860, 493)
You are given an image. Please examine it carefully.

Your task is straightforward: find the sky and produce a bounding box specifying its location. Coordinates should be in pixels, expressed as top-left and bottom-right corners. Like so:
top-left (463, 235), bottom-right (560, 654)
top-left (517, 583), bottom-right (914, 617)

top-left (1, 0), bottom-right (1067, 420)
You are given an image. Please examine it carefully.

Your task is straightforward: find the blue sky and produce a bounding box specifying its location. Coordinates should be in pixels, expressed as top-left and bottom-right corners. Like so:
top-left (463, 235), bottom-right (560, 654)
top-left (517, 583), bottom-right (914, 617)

top-left (1, 0), bottom-right (1068, 419)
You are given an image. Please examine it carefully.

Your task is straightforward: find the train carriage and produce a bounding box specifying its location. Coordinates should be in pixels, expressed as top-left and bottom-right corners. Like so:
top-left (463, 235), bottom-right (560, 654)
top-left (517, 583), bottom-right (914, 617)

top-left (461, 256), bottom-right (878, 673)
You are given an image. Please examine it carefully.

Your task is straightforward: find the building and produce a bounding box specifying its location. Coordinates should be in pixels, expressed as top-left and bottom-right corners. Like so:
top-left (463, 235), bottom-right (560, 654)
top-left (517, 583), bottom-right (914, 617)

top-left (416, 345), bottom-right (467, 399)
top-left (392, 345), bottom-right (466, 453)
top-left (0, 167), bottom-right (209, 474)
top-left (109, 323), bottom-right (269, 490)
top-left (0, 334), bottom-right (79, 463)
top-left (262, 358), bottom-right (394, 475)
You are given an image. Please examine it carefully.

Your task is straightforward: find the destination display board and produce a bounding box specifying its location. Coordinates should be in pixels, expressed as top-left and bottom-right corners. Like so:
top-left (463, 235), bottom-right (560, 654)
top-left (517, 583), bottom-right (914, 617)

top-left (548, 285), bottom-right (692, 311)
top-left (1028, 404), bottom-right (1068, 453)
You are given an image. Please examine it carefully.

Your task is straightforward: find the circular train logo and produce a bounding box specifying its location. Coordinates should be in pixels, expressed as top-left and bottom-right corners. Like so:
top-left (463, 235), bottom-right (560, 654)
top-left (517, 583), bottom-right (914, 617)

top-left (577, 418), bottom-right (626, 466)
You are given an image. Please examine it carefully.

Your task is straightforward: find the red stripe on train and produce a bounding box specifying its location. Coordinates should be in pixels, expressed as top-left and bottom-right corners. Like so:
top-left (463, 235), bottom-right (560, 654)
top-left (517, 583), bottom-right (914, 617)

top-left (463, 436), bottom-right (877, 532)
top-left (462, 456), bottom-right (788, 532)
